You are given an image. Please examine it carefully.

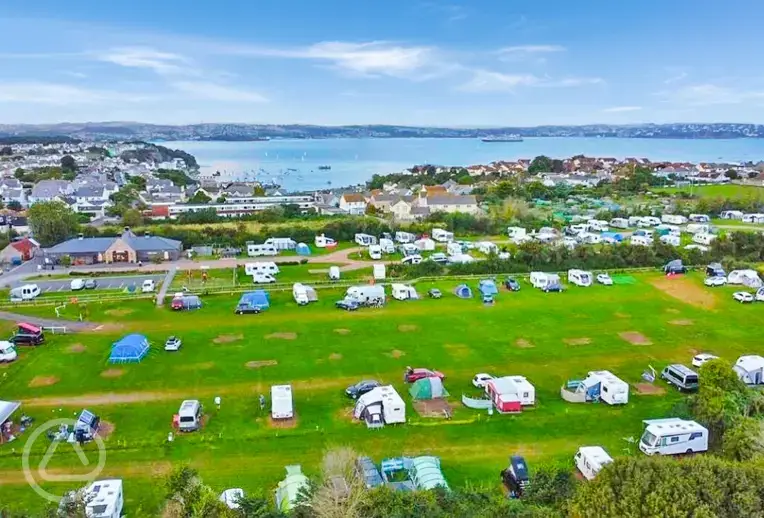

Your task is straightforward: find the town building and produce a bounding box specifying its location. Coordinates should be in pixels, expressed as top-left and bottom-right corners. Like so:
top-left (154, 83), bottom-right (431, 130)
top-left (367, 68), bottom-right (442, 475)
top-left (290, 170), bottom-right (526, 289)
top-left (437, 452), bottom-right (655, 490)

top-left (46, 228), bottom-right (182, 265)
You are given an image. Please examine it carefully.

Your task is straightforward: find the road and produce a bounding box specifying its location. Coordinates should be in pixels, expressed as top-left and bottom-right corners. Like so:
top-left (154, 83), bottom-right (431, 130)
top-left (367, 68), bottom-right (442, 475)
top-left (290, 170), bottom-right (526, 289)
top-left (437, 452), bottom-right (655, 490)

top-left (11, 274), bottom-right (165, 293)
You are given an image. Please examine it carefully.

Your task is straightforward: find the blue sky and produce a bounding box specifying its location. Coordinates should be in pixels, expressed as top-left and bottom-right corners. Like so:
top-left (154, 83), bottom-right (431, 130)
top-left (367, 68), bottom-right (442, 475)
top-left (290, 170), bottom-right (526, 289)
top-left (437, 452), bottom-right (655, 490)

top-left (0, 0), bottom-right (762, 126)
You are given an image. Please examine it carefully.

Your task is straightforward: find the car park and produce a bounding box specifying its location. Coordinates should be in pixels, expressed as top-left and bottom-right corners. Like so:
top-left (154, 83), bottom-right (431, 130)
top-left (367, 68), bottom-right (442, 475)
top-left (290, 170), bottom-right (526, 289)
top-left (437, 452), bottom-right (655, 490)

top-left (164, 336), bottom-right (182, 351)
top-left (596, 273), bottom-right (613, 285)
top-left (704, 276), bottom-right (727, 287)
top-left (472, 373), bottom-right (494, 388)
top-left (733, 291), bottom-right (754, 303)
top-left (427, 288), bottom-right (442, 299)
top-left (692, 353), bottom-right (719, 368)
top-left (504, 277), bottom-right (521, 291)
top-left (345, 380), bottom-right (381, 399)
top-left (404, 367), bottom-right (445, 383)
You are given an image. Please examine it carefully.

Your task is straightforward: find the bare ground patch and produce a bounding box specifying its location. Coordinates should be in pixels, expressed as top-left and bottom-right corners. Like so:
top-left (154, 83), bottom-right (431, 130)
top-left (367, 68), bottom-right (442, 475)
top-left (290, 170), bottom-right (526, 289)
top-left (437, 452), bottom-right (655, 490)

top-left (398, 325), bottom-right (419, 332)
top-left (385, 349), bottom-right (406, 358)
top-left (175, 361), bottom-right (215, 371)
top-left (265, 332), bottom-right (297, 340)
top-left (268, 415), bottom-right (299, 429)
top-left (67, 343), bottom-right (86, 353)
top-left (619, 332), bottom-right (653, 346)
top-left (245, 360), bottom-right (278, 369)
top-left (334, 329), bottom-right (351, 335)
top-left (651, 277), bottom-right (716, 309)
top-left (634, 383), bottom-right (666, 396)
top-left (444, 343), bottom-right (470, 359)
top-left (28, 376), bottom-right (59, 388)
top-left (92, 323), bottom-right (125, 333)
top-left (97, 421), bottom-right (116, 440)
top-left (213, 334), bottom-right (244, 344)
top-left (564, 338), bottom-right (591, 346)
top-left (100, 369), bottom-right (124, 379)
top-left (669, 319), bottom-right (694, 326)
top-left (666, 308), bottom-right (680, 314)
top-left (515, 339), bottom-right (535, 348)
top-left (414, 399), bottom-right (453, 418)
top-left (614, 312), bottom-right (630, 319)
top-left (329, 353), bottom-right (343, 361)
top-left (104, 309), bottom-right (133, 317)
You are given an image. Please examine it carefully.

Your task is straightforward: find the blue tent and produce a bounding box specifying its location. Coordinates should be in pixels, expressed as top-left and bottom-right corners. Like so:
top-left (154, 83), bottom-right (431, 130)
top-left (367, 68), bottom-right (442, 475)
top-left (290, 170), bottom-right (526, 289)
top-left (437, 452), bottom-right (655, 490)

top-left (237, 291), bottom-right (270, 311)
top-left (296, 243), bottom-right (311, 256)
top-left (109, 334), bottom-right (150, 364)
top-left (602, 232), bottom-right (623, 242)
top-left (454, 284), bottom-right (472, 298)
top-left (478, 279), bottom-right (498, 296)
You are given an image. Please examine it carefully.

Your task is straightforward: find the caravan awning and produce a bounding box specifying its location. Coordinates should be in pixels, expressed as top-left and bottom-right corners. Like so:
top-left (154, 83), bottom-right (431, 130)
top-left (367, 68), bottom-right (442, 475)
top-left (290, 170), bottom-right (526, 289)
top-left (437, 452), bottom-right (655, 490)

top-left (0, 400), bottom-right (21, 424)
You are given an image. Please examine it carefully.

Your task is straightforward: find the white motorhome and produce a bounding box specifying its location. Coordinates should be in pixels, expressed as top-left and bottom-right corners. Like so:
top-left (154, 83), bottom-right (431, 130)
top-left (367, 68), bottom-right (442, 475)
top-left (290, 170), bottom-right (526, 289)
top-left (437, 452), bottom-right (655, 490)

top-left (660, 234), bottom-right (681, 246)
top-left (720, 210), bottom-right (744, 220)
top-left (686, 223), bottom-right (711, 235)
top-left (727, 269), bottom-right (762, 288)
top-left (432, 228), bottom-right (454, 243)
top-left (391, 283), bottom-right (418, 301)
top-left (373, 263), bottom-right (386, 280)
top-left (742, 213), bottom-right (764, 224)
top-left (661, 214), bottom-right (688, 225)
top-left (247, 243), bottom-right (278, 257)
top-left (639, 418), bottom-right (708, 456)
top-left (178, 400), bottom-right (202, 432)
top-left (609, 218), bottom-right (629, 229)
top-left (314, 234), bottom-right (337, 248)
top-left (265, 238), bottom-right (296, 251)
top-left (630, 235), bottom-right (652, 247)
top-left (0, 341), bottom-right (17, 362)
top-left (346, 285), bottom-right (386, 303)
top-left (577, 232), bottom-right (602, 245)
top-left (10, 284), bottom-right (40, 301)
top-left (446, 242), bottom-right (463, 256)
top-left (476, 241), bottom-right (499, 255)
top-left (292, 283), bottom-right (317, 306)
top-left (585, 370), bottom-right (629, 405)
top-left (692, 233), bottom-right (716, 246)
top-left (355, 233), bottom-right (377, 247)
top-left (395, 231), bottom-right (416, 243)
top-left (245, 262), bottom-right (280, 276)
top-left (81, 479), bottom-right (124, 518)
top-left (379, 238), bottom-right (396, 253)
top-left (271, 385), bottom-right (294, 420)
top-left (328, 266), bottom-right (341, 281)
top-left (587, 220), bottom-right (609, 232)
top-left (733, 355), bottom-right (764, 386)
top-left (530, 272), bottom-right (560, 290)
top-left (689, 214), bottom-right (711, 223)
top-left (368, 245), bottom-right (383, 260)
top-left (628, 216), bottom-right (644, 227)
top-left (400, 243), bottom-right (419, 256)
top-left (574, 447), bottom-right (613, 481)
top-left (568, 269), bottom-right (593, 287)
top-left (353, 385), bottom-right (406, 427)
top-left (414, 237), bottom-right (435, 251)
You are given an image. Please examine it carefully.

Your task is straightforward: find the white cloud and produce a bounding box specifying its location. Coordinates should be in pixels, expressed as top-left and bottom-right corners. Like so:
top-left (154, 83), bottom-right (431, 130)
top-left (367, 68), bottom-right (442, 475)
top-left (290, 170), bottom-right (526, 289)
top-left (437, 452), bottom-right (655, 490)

top-left (550, 77), bottom-right (604, 87)
top-left (0, 82), bottom-right (148, 104)
top-left (664, 71), bottom-right (687, 84)
top-left (661, 84), bottom-right (764, 106)
top-left (96, 47), bottom-right (190, 75)
top-left (459, 70), bottom-right (603, 92)
top-left (171, 81), bottom-right (268, 102)
top-left (498, 45), bottom-right (566, 54)
top-left (603, 106), bottom-right (642, 113)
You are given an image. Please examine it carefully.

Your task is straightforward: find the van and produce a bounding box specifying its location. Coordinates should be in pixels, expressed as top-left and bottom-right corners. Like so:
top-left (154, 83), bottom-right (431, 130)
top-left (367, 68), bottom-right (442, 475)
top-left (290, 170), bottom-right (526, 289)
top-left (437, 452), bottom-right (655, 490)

top-left (328, 266), bottom-right (341, 281)
top-left (70, 279), bottom-right (86, 291)
top-left (177, 400), bottom-right (202, 432)
top-left (252, 272), bottom-right (277, 284)
top-left (141, 279), bottom-right (155, 293)
top-left (0, 341), bottom-right (17, 362)
top-left (574, 446), bottom-right (613, 481)
top-left (368, 245), bottom-right (382, 260)
top-left (661, 364), bottom-right (699, 391)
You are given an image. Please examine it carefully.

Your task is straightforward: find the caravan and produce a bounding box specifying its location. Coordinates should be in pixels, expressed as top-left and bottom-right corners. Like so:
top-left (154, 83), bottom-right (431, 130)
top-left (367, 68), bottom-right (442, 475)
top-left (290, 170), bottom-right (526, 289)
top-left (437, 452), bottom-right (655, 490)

top-left (507, 227), bottom-right (532, 244)
top-left (355, 233), bottom-right (377, 247)
top-left (660, 234), bottom-right (681, 246)
top-left (446, 242), bottom-right (463, 256)
top-left (720, 210), bottom-right (744, 220)
top-left (353, 385), bottom-right (406, 427)
top-left (373, 264), bottom-right (386, 280)
top-left (639, 418), bottom-right (708, 455)
top-left (742, 213), bottom-right (764, 224)
top-left (587, 220), bottom-right (609, 232)
top-left (314, 234), bottom-right (337, 248)
top-left (530, 272), bottom-right (561, 291)
top-left (346, 285), bottom-right (386, 304)
top-left (10, 284), bottom-right (40, 301)
top-left (574, 447), bottom-right (613, 481)
top-left (379, 238), bottom-right (396, 253)
top-left (247, 243), bottom-right (278, 257)
top-left (391, 284), bottom-right (418, 301)
top-left (585, 371), bottom-right (629, 405)
top-left (692, 233), bottom-right (716, 246)
top-left (609, 218), bottom-right (629, 229)
top-left (630, 235), bottom-right (652, 247)
top-left (395, 231), bottom-right (416, 243)
top-left (568, 269), bottom-right (593, 287)
top-left (245, 262), bottom-right (280, 276)
top-left (368, 245), bottom-right (383, 260)
top-left (292, 283), bottom-right (317, 306)
top-left (686, 223), bottom-right (711, 235)
top-left (689, 214), bottom-right (711, 223)
top-left (661, 214), bottom-right (688, 225)
top-left (271, 385), bottom-right (294, 420)
top-left (432, 228), bottom-right (454, 243)
top-left (265, 238), bottom-right (296, 251)
top-left (577, 232), bottom-right (602, 245)
top-left (476, 241), bottom-right (499, 255)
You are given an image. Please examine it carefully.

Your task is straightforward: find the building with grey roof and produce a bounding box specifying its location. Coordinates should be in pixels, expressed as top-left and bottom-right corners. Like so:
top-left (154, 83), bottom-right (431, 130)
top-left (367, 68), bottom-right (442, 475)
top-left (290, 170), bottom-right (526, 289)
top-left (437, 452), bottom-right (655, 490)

top-left (46, 228), bottom-right (182, 265)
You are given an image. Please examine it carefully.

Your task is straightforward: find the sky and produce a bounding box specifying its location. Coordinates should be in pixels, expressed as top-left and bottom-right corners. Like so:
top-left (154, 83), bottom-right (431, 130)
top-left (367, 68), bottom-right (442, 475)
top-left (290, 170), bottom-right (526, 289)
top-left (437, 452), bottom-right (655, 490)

top-left (0, 0), bottom-right (763, 126)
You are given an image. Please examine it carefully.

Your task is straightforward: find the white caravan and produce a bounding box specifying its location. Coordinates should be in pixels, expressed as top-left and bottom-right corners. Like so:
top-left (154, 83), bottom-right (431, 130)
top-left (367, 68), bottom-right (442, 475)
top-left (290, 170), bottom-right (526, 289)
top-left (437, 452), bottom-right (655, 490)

top-left (577, 232), bottom-right (602, 245)
top-left (742, 213), bottom-right (764, 224)
top-left (574, 446), bottom-right (613, 481)
top-left (401, 254), bottom-right (423, 265)
top-left (391, 283), bottom-right (418, 301)
top-left (247, 243), bottom-right (278, 257)
top-left (379, 238), bottom-right (396, 253)
top-left (640, 216), bottom-right (661, 227)
top-left (535, 227), bottom-right (559, 243)
top-left (568, 269), bottom-right (593, 287)
top-left (686, 223), bottom-right (711, 235)
top-left (81, 479), bottom-right (124, 518)
top-left (271, 385), bottom-right (294, 420)
top-left (245, 262), bottom-right (280, 276)
top-left (353, 385), bottom-right (406, 426)
top-left (400, 243), bottom-right (419, 256)
top-left (661, 214), bottom-right (688, 225)
top-left (720, 210), bottom-right (744, 220)
top-left (314, 234), bottom-right (337, 248)
top-left (346, 285), bottom-right (386, 303)
top-left (414, 237), bottom-right (435, 251)
top-left (587, 220), bottom-right (609, 232)
top-left (368, 245), bottom-right (383, 260)
top-left (630, 235), bottom-right (652, 247)
top-left (689, 214), bottom-right (711, 223)
top-left (373, 263), bottom-right (386, 280)
top-left (10, 284), bottom-right (40, 301)
top-left (265, 237), bottom-right (296, 251)
top-left (692, 233), bottom-right (716, 246)
top-left (328, 266), bottom-right (341, 281)
top-left (609, 218), bottom-right (629, 229)
top-left (660, 234), bottom-right (681, 246)
top-left (727, 269), bottom-right (762, 288)
top-left (639, 418), bottom-right (708, 456)
top-left (733, 355), bottom-right (764, 386)
top-left (627, 216), bottom-right (644, 227)
top-left (355, 233), bottom-right (377, 247)
top-left (530, 272), bottom-right (560, 290)
top-left (447, 253), bottom-right (474, 265)
top-left (395, 231), bottom-right (416, 243)
top-left (656, 224), bottom-right (681, 235)
top-left (585, 370), bottom-right (629, 405)
top-left (446, 242), bottom-right (463, 256)
top-left (477, 241), bottom-right (499, 255)
top-left (292, 283), bottom-right (317, 306)
top-left (507, 226), bottom-right (527, 239)
top-left (432, 228), bottom-right (454, 243)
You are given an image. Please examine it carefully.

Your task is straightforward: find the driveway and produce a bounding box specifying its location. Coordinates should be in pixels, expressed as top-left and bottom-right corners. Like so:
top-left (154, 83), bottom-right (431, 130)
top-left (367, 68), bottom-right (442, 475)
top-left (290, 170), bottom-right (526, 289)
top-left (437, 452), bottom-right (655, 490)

top-left (12, 274), bottom-right (164, 293)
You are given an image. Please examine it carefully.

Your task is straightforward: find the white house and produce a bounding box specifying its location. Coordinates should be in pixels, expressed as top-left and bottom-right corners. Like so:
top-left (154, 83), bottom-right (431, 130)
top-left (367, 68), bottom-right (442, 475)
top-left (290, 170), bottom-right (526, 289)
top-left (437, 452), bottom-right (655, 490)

top-left (29, 180), bottom-right (72, 204)
top-left (339, 193), bottom-right (367, 215)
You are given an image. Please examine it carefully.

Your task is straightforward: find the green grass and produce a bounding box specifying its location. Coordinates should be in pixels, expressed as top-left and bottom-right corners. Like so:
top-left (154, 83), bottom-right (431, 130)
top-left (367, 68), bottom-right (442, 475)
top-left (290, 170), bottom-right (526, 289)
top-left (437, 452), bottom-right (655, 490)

top-left (0, 271), bottom-right (759, 514)
top-left (659, 184), bottom-right (764, 199)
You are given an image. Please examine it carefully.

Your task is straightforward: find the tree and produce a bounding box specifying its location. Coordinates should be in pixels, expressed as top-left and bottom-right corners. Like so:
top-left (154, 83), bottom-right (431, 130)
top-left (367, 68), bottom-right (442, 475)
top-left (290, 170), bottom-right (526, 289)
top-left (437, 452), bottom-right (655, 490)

top-left (253, 185), bottom-right (266, 196)
top-left (724, 169), bottom-right (739, 180)
top-left (722, 417), bottom-right (764, 461)
top-left (121, 209), bottom-right (144, 228)
top-left (0, 146), bottom-right (12, 156)
top-left (188, 191), bottom-right (212, 204)
top-left (528, 156), bottom-right (553, 175)
top-left (27, 201), bottom-right (79, 247)
top-left (128, 175), bottom-right (147, 191)
top-left (60, 155), bottom-right (77, 172)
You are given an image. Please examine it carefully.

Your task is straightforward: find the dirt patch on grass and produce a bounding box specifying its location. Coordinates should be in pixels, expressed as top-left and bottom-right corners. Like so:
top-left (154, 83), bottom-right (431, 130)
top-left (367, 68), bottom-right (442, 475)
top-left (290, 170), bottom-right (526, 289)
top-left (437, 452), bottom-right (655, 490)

top-left (67, 343), bottom-right (86, 353)
top-left (97, 421), bottom-right (116, 440)
top-left (246, 360), bottom-right (278, 369)
top-left (666, 308), bottom-right (680, 314)
top-left (414, 399), bottom-right (453, 418)
top-left (176, 361), bottom-right (215, 371)
top-left (92, 323), bottom-right (125, 333)
top-left (329, 353), bottom-right (343, 361)
top-left (669, 319), bottom-right (694, 326)
top-left (268, 415), bottom-right (299, 429)
top-left (104, 309), bottom-right (133, 317)
top-left (651, 277), bottom-right (716, 309)
top-left (564, 337), bottom-right (591, 346)
top-left (398, 324), bottom-right (419, 332)
top-left (28, 376), bottom-right (59, 388)
top-left (634, 383), bottom-right (666, 396)
top-left (619, 332), bottom-right (653, 346)
top-left (515, 339), bottom-right (535, 348)
top-left (265, 332), bottom-right (297, 340)
top-left (213, 334), bottom-right (243, 344)
top-left (385, 349), bottom-right (406, 358)
top-left (100, 369), bottom-right (124, 379)
top-left (614, 312), bottom-right (630, 319)
top-left (334, 329), bottom-right (351, 335)
top-left (444, 343), bottom-right (470, 359)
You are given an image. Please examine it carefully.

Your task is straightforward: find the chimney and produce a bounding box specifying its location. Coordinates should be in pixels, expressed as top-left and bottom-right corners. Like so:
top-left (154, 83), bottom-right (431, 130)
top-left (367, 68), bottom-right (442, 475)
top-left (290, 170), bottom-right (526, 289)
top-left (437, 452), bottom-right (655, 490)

top-left (78, 233), bottom-right (84, 240)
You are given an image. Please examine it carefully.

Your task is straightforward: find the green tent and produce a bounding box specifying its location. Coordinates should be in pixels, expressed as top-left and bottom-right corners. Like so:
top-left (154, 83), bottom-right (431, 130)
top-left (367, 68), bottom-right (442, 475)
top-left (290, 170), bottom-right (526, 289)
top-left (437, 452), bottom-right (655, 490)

top-left (409, 377), bottom-right (449, 400)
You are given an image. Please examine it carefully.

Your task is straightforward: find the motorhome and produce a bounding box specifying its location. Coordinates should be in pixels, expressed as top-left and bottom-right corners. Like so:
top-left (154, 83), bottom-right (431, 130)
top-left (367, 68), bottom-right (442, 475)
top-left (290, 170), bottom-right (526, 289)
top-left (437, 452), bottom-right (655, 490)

top-left (574, 447), bottom-right (613, 481)
top-left (630, 235), bottom-right (652, 247)
top-left (81, 479), bottom-right (124, 518)
top-left (639, 418), bottom-right (708, 455)
top-left (353, 385), bottom-right (406, 427)
top-left (660, 234), bottom-right (681, 246)
top-left (0, 341), bottom-right (17, 362)
top-left (401, 254), bottom-right (423, 265)
top-left (689, 214), bottom-right (711, 223)
top-left (314, 234), bottom-right (337, 248)
top-left (577, 232), bottom-right (602, 245)
top-left (373, 263), bottom-right (386, 280)
top-left (355, 233), bottom-right (377, 247)
top-left (177, 400), bottom-right (202, 432)
top-left (587, 220), bottom-right (609, 232)
top-left (395, 231), bottom-right (416, 243)
top-left (346, 285), bottom-right (386, 303)
top-left (292, 283), bottom-right (317, 306)
top-left (328, 266), bottom-right (341, 281)
top-left (10, 284), bottom-right (40, 301)
top-left (446, 242), bottom-right (463, 256)
top-left (692, 233), bottom-right (716, 246)
top-left (265, 238), bottom-right (296, 251)
top-left (391, 284), bottom-right (418, 301)
top-left (368, 245), bottom-right (383, 260)
top-left (530, 272), bottom-right (561, 290)
top-left (271, 385), bottom-right (294, 420)
top-left (568, 269), bottom-right (593, 287)
top-left (400, 243), bottom-right (419, 256)
top-left (609, 218), bottom-right (629, 229)
top-left (720, 210), bottom-right (744, 220)
top-left (686, 223), bottom-right (711, 235)
top-left (661, 214), bottom-right (688, 225)
top-left (379, 238), bottom-right (396, 253)
top-left (245, 262), bottom-right (280, 276)
top-left (476, 241), bottom-right (499, 255)
top-left (247, 243), bottom-right (278, 257)
top-left (627, 216), bottom-right (644, 227)
top-left (742, 213), bottom-right (764, 224)
top-left (432, 228), bottom-right (454, 243)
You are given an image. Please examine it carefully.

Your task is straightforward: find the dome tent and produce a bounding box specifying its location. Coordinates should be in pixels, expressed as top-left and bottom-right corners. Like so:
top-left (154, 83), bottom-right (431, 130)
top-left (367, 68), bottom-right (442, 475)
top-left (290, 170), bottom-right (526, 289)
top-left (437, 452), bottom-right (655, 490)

top-left (454, 284), bottom-right (472, 298)
top-left (109, 334), bottom-right (150, 364)
top-left (409, 377), bottom-right (449, 400)
top-left (296, 243), bottom-right (311, 256)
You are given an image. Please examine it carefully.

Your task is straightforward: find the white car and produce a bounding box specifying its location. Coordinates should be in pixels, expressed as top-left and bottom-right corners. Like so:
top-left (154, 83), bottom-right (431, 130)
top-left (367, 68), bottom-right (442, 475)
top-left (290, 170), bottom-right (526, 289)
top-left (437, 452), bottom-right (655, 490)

top-left (692, 353), bottom-right (719, 368)
top-left (704, 276), bottom-right (727, 287)
top-left (472, 373), bottom-right (495, 389)
top-left (252, 273), bottom-right (276, 284)
top-left (142, 279), bottom-right (156, 293)
top-left (733, 291), bottom-right (754, 303)
top-left (70, 278), bottom-right (85, 291)
top-left (0, 341), bottom-right (17, 362)
top-left (596, 273), bottom-right (613, 286)
top-left (498, 252), bottom-right (511, 260)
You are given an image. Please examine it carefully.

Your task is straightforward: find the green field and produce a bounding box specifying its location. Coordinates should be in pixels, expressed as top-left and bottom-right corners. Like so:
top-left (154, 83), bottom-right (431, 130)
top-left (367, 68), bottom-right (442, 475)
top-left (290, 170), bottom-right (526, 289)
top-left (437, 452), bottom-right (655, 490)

top-left (0, 271), bottom-right (760, 514)
top-left (660, 183), bottom-right (764, 199)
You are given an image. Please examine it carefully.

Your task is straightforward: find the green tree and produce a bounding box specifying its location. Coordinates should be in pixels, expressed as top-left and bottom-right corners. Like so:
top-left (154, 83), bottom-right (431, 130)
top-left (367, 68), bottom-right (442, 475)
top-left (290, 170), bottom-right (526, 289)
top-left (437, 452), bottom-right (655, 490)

top-left (121, 208), bottom-right (144, 228)
top-left (128, 175), bottom-right (147, 191)
top-left (724, 169), bottom-right (739, 180)
top-left (7, 200), bottom-right (22, 212)
top-left (253, 185), bottom-right (266, 196)
top-left (188, 191), bottom-right (212, 204)
top-left (528, 156), bottom-right (553, 175)
top-left (28, 201), bottom-right (79, 247)
top-left (722, 417), bottom-right (764, 461)
top-left (60, 155), bottom-right (77, 171)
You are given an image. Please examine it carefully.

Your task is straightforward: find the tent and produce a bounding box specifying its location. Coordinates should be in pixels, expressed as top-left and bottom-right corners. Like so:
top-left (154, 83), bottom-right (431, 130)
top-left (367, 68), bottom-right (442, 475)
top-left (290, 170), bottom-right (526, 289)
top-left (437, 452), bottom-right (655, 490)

top-left (409, 456), bottom-right (449, 490)
top-left (454, 284), bottom-right (472, 298)
top-left (275, 465), bottom-right (309, 512)
top-left (478, 279), bottom-right (498, 296)
top-left (295, 243), bottom-right (311, 256)
top-left (409, 377), bottom-right (449, 400)
top-left (108, 334), bottom-right (150, 364)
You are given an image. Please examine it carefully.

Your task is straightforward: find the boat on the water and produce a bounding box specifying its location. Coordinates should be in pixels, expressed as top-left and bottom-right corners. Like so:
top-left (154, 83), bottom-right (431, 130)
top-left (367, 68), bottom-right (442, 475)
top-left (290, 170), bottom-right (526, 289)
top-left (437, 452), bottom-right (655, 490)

top-left (481, 135), bottom-right (523, 143)
top-left (318, 165), bottom-right (332, 170)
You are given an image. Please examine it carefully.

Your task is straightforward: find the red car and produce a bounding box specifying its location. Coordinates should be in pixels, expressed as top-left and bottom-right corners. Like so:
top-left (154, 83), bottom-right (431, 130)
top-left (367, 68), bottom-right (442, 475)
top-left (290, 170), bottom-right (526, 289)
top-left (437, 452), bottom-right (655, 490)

top-left (404, 367), bottom-right (445, 383)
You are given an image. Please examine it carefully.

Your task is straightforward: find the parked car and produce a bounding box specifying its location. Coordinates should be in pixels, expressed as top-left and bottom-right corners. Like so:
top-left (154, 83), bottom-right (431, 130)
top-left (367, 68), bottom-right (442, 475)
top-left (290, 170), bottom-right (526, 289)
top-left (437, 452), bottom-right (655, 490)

top-left (142, 279), bottom-right (156, 293)
top-left (404, 367), bottom-right (445, 383)
top-left (543, 282), bottom-right (564, 293)
top-left (472, 373), bottom-right (494, 388)
top-left (428, 288), bottom-right (442, 299)
top-left (70, 279), bottom-right (85, 291)
top-left (704, 276), bottom-right (727, 287)
top-left (504, 277), bottom-right (521, 291)
top-left (596, 273), bottom-right (613, 286)
top-left (482, 294), bottom-right (494, 304)
top-left (0, 341), bottom-right (17, 362)
top-left (692, 353), bottom-right (719, 368)
top-left (335, 298), bottom-right (359, 311)
top-left (10, 331), bottom-right (44, 346)
top-left (84, 279), bottom-right (98, 290)
top-left (345, 380), bottom-right (381, 399)
top-left (733, 291), bottom-right (754, 303)
top-left (164, 336), bottom-right (182, 351)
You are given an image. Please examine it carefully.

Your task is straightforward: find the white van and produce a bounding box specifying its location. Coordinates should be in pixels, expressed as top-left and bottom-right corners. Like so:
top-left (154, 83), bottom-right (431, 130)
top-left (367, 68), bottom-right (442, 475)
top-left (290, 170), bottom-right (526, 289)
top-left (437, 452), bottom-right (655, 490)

top-left (368, 245), bottom-right (383, 260)
top-left (10, 284), bottom-right (40, 301)
top-left (70, 279), bottom-right (85, 291)
top-left (609, 218), bottom-right (629, 229)
top-left (328, 266), bottom-right (341, 281)
top-left (271, 385), bottom-right (294, 420)
top-left (432, 228), bottom-right (454, 243)
top-left (0, 341), bottom-right (17, 362)
top-left (247, 243), bottom-right (278, 257)
top-left (245, 262), bottom-right (280, 276)
top-left (252, 272), bottom-right (276, 284)
top-left (639, 418), bottom-right (708, 456)
top-left (692, 233), bottom-right (716, 246)
top-left (141, 279), bottom-right (156, 293)
top-left (575, 446), bottom-right (613, 481)
top-left (178, 400), bottom-right (202, 432)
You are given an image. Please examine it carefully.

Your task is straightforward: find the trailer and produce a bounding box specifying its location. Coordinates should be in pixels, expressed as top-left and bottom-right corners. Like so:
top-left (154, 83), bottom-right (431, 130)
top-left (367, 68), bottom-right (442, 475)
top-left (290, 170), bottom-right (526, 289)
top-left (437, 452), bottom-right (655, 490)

top-left (391, 284), bottom-right (418, 301)
top-left (10, 284), bottom-right (40, 301)
top-left (353, 385), bottom-right (406, 428)
top-left (432, 228), bottom-right (454, 243)
top-left (446, 242), bottom-right (463, 256)
top-left (368, 245), bottom-right (383, 260)
top-left (247, 243), bottom-right (278, 257)
top-left (568, 269), bottom-right (593, 287)
top-left (346, 285), bottom-right (386, 304)
top-left (271, 385), bottom-right (294, 420)
top-left (692, 233), bottom-right (716, 245)
top-left (639, 418), bottom-right (708, 455)
top-left (395, 231), bottom-right (416, 243)
top-left (355, 233), bottom-right (377, 247)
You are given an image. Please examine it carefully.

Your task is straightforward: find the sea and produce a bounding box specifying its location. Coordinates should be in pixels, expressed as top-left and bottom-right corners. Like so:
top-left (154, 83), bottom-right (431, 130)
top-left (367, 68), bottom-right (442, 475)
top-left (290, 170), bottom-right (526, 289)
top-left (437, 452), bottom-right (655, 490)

top-left (162, 138), bottom-right (764, 191)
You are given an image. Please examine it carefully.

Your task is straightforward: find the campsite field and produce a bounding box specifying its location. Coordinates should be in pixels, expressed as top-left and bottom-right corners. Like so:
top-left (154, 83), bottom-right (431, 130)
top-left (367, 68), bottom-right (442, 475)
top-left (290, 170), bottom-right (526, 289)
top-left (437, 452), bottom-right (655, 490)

top-left (0, 271), bottom-right (761, 514)
top-left (659, 183), bottom-right (764, 199)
